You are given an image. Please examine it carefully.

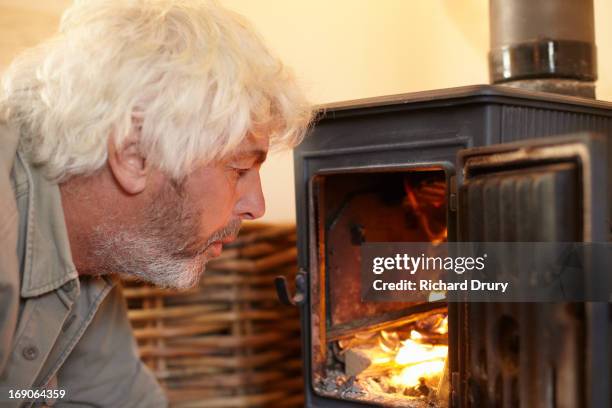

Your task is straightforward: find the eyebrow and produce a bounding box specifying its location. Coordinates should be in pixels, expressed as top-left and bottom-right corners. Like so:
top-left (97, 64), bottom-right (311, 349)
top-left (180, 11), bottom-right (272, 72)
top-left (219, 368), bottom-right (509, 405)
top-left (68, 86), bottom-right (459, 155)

top-left (232, 148), bottom-right (268, 164)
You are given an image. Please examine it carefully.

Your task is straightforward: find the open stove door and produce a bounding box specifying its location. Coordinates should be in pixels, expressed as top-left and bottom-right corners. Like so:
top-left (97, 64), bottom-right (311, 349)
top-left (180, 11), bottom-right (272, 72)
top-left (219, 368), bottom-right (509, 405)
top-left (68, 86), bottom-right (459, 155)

top-left (452, 133), bottom-right (609, 408)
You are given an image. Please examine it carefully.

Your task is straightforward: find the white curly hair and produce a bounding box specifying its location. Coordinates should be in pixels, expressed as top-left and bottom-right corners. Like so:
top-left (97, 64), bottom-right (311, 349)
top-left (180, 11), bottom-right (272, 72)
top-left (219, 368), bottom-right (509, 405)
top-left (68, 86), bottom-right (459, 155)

top-left (1, 0), bottom-right (312, 182)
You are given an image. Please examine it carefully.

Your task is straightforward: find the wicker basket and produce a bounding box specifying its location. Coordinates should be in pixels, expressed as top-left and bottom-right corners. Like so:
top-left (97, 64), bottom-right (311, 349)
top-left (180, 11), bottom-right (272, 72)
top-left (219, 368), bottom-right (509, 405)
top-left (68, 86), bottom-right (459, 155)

top-left (122, 224), bottom-right (303, 407)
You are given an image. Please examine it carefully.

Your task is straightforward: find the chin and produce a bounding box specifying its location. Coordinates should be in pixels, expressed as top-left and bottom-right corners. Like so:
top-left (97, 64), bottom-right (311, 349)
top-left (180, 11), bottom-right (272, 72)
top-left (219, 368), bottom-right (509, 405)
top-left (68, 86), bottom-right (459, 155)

top-left (173, 259), bottom-right (207, 290)
top-left (131, 255), bottom-right (208, 290)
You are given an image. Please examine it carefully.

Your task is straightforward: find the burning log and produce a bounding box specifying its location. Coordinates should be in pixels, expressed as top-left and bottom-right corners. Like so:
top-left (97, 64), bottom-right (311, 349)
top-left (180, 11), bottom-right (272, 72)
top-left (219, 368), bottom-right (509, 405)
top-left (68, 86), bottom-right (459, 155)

top-left (344, 347), bottom-right (395, 377)
top-left (341, 317), bottom-right (450, 403)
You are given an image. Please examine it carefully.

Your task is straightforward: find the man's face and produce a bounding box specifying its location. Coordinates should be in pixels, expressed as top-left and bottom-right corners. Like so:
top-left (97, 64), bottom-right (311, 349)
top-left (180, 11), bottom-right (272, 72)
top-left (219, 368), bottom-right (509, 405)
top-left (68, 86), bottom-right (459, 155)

top-left (94, 133), bottom-right (268, 289)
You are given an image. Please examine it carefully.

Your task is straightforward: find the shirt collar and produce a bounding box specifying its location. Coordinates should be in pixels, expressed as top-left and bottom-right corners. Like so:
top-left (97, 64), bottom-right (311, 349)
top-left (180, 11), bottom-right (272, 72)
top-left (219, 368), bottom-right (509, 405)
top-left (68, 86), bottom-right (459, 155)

top-left (14, 152), bottom-right (79, 298)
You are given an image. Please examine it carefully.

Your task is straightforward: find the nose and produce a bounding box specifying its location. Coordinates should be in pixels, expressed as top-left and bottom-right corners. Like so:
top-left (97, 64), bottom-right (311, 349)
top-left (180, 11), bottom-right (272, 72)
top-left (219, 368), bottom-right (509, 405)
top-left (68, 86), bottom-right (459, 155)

top-left (237, 171), bottom-right (266, 220)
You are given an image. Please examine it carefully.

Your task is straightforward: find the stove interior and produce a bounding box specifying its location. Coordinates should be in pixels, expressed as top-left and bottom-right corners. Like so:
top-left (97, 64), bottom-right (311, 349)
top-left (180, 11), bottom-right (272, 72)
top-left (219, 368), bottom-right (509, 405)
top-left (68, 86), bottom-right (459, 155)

top-left (311, 168), bottom-right (451, 407)
top-left (331, 309), bottom-right (450, 406)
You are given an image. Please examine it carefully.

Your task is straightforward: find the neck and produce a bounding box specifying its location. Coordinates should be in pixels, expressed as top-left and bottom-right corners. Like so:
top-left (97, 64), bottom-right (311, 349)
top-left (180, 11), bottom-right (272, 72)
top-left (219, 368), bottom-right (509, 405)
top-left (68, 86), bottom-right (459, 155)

top-left (59, 172), bottom-right (118, 276)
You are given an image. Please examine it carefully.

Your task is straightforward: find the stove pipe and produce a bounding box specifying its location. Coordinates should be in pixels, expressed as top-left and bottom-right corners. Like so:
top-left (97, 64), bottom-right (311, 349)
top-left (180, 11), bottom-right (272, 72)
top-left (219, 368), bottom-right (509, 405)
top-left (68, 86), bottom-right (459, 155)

top-left (489, 0), bottom-right (597, 98)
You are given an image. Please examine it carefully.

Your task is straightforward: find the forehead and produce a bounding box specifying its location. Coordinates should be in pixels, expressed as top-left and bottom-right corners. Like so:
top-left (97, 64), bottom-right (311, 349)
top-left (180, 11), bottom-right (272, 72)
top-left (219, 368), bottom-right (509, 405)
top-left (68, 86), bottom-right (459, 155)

top-left (230, 133), bottom-right (270, 160)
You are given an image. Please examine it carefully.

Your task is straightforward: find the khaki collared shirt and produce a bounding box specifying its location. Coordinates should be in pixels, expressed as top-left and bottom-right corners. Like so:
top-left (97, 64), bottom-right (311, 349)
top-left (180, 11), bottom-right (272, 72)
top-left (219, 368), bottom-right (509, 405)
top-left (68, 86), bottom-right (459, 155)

top-left (0, 122), bottom-right (167, 407)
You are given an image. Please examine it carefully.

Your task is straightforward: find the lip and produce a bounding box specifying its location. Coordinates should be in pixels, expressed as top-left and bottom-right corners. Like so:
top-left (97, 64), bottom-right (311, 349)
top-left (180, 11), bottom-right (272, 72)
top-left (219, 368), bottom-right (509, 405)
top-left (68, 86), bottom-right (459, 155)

top-left (207, 235), bottom-right (238, 258)
top-left (220, 236), bottom-right (237, 245)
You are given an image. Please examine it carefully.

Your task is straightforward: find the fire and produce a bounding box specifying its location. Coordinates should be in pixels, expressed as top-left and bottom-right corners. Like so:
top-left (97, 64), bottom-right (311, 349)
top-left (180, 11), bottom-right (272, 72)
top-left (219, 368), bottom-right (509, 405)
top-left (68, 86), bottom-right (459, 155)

top-left (391, 360), bottom-right (446, 388)
top-left (395, 338), bottom-right (447, 366)
top-left (434, 316), bottom-right (448, 334)
top-left (391, 327), bottom-right (447, 388)
top-left (402, 178), bottom-right (448, 244)
top-left (379, 330), bottom-right (400, 353)
top-left (409, 330), bottom-right (422, 340)
top-left (341, 313), bottom-right (449, 398)
top-left (391, 330), bottom-right (447, 388)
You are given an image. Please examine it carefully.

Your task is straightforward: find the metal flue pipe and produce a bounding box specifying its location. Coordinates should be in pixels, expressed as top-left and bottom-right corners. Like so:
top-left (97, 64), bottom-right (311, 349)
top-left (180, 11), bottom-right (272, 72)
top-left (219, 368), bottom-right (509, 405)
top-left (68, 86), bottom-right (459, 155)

top-left (489, 0), bottom-right (597, 98)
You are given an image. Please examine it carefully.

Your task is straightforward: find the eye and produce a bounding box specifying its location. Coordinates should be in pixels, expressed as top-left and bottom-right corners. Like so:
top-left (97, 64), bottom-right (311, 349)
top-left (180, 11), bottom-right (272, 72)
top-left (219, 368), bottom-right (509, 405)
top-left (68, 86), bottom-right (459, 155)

top-left (230, 166), bottom-right (251, 178)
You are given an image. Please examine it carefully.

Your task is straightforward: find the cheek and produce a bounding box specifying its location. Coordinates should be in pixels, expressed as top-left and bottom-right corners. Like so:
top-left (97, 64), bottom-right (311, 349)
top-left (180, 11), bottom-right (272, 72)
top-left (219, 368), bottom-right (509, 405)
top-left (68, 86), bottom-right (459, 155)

top-left (186, 173), bottom-right (238, 233)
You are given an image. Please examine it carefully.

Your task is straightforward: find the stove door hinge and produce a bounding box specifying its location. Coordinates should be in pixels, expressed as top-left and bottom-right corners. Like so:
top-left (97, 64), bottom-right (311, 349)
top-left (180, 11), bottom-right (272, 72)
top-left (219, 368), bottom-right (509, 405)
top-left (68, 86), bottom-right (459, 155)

top-left (449, 175), bottom-right (457, 212)
top-left (275, 269), bottom-right (307, 307)
top-left (451, 371), bottom-right (460, 408)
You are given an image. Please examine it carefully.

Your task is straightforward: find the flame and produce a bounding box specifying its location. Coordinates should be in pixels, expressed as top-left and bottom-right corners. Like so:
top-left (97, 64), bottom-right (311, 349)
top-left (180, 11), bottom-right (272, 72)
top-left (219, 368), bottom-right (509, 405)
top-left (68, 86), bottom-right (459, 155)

top-left (341, 315), bottom-right (449, 396)
top-left (403, 179), bottom-right (448, 244)
top-left (384, 327), bottom-right (448, 389)
top-left (372, 355), bottom-right (392, 365)
top-left (391, 331), bottom-right (447, 388)
top-left (434, 316), bottom-right (448, 334)
top-left (394, 339), bottom-right (447, 366)
top-left (410, 330), bottom-right (423, 340)
top-left (378, 330), bottom-right (400, 354)
top-left (391, 360), bottom-right (446, 388)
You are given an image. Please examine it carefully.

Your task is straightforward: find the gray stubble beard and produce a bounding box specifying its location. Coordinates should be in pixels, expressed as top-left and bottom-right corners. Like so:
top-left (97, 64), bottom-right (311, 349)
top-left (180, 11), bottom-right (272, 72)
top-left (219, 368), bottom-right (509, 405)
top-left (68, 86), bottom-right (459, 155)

top-left (90, 182), bottom-right (241, 290)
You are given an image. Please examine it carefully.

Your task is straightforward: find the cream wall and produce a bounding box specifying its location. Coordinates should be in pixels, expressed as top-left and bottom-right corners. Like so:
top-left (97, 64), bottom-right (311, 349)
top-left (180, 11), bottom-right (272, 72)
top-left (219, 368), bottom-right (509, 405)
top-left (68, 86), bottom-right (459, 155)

top-left (224, 0), bottom-right (612, 222)
top-left (1, 1), bottom-right (611, 222)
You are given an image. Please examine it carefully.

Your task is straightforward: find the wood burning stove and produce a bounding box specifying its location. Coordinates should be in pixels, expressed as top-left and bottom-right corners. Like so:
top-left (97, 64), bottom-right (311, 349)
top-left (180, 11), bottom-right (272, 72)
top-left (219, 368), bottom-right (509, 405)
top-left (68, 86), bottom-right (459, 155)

top-left (277, 85), bottom-right (611, 407)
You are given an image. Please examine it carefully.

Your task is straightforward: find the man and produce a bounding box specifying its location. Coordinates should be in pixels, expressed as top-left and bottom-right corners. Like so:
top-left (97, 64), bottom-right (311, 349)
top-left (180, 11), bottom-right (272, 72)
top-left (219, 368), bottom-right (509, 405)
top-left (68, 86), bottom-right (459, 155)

top-left (0, 1), bottom-right (311, 406)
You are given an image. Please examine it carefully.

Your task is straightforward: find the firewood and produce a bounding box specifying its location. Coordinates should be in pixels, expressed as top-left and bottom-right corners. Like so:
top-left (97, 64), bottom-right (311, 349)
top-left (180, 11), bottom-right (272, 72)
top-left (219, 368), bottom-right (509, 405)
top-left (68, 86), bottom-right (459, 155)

top-left (344, 347), bottom-right (395, 377)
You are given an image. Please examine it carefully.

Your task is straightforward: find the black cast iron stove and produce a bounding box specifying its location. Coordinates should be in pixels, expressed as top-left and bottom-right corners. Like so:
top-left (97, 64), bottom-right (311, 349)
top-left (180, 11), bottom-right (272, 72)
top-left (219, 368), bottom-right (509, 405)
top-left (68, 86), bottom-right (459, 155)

top-left (279, 85), bottom-right (611, 407)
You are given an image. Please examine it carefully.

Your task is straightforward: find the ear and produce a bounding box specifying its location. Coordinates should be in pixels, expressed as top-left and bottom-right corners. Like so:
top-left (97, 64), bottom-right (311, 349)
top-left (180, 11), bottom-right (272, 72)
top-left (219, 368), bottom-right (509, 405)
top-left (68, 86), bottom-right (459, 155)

top-left (107, 130), bottom-right (148, 195)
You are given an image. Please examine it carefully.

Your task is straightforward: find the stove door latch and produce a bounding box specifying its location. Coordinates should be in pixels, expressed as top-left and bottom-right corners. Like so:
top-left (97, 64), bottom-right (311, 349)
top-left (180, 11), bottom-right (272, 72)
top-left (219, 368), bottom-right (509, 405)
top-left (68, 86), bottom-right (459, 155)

top-left (275, 269), bottom-right (307, 306)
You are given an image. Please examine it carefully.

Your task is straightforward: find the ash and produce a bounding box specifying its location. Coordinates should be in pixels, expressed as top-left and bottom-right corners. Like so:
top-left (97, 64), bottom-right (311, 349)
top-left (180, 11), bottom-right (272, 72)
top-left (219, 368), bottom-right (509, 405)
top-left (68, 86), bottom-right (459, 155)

top-left (315, 369), bottom-right (441, 408)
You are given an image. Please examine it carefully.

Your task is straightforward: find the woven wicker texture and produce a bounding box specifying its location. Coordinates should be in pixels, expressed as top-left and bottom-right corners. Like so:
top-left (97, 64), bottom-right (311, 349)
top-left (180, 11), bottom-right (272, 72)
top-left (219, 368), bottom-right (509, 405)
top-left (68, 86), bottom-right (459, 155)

top-left (123, 224), bottom-right (303, 407)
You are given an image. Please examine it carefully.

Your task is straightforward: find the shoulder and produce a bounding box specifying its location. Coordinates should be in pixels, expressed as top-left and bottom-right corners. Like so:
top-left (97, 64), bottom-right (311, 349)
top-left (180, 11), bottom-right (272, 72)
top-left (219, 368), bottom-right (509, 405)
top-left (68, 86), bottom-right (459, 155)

top-left (58, 283), bottom-right (168, 407)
